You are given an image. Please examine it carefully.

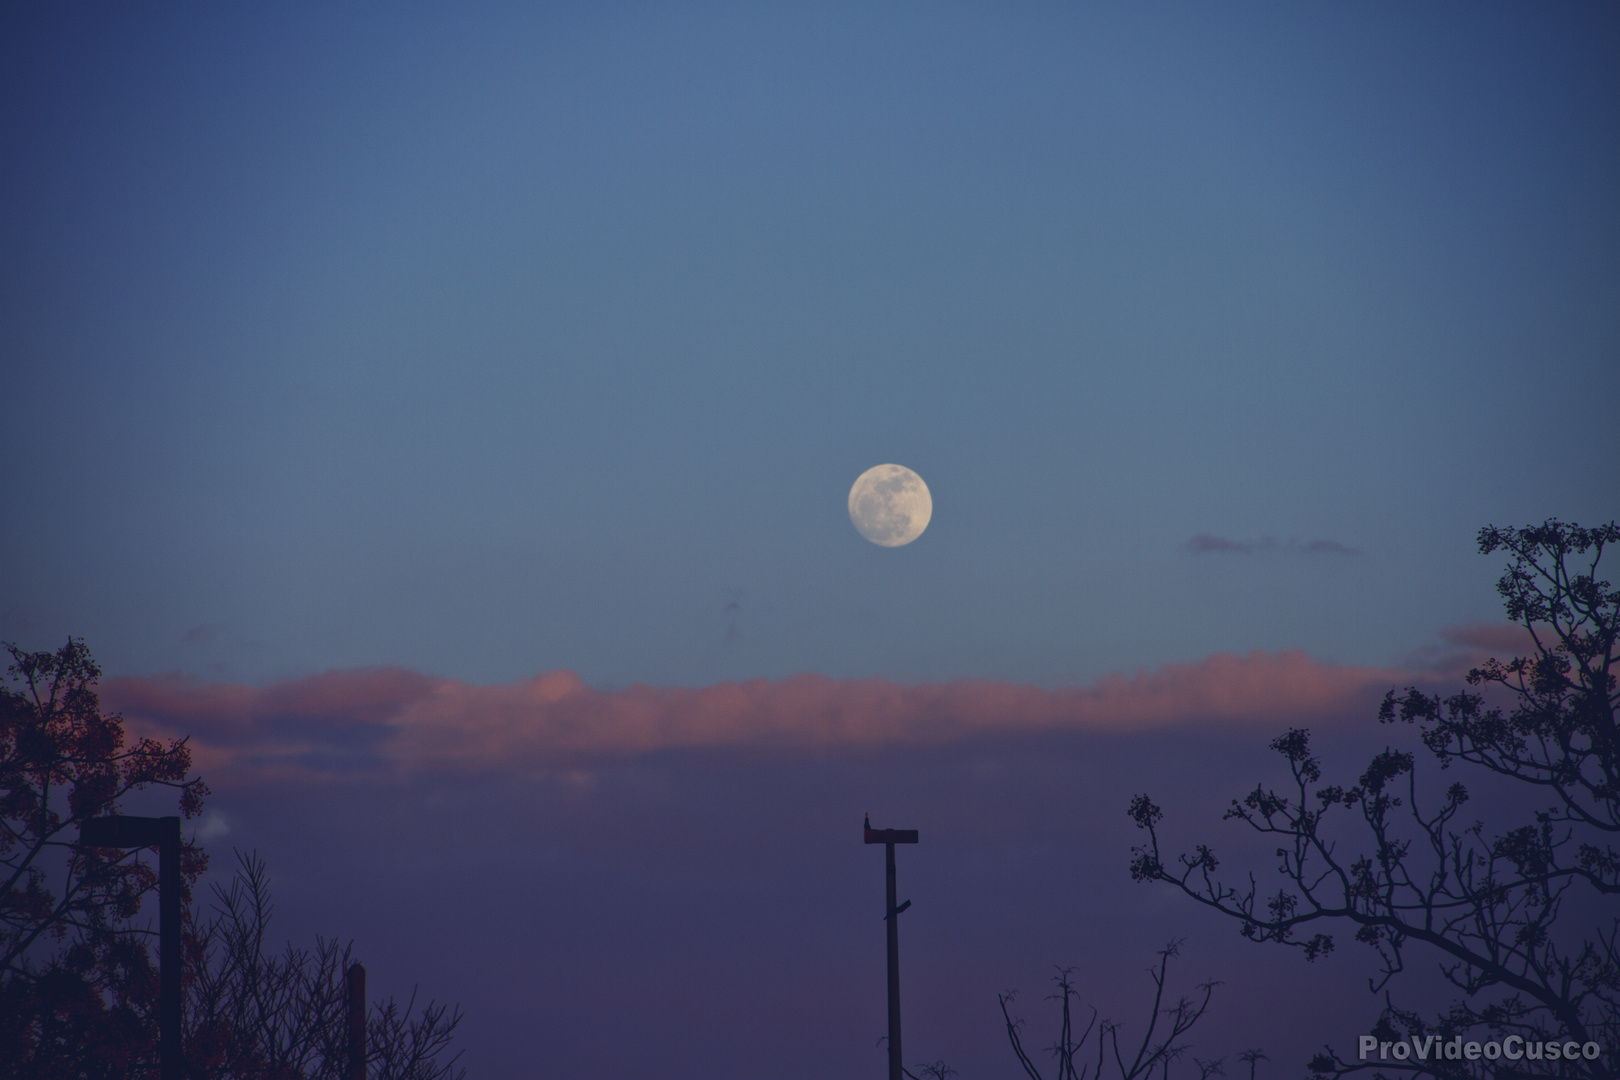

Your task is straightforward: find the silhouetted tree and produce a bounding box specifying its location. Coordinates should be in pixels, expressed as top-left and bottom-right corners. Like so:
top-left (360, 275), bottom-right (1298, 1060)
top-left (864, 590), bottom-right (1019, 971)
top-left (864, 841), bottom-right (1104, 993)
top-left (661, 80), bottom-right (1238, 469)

top-left (1128, 521), bottom-right (1619, 1078)
top-left (1236, 1047), bottom-right (1268, 1080)
top-left (1000, 940), bottom-right (1224, 1080)
top-left (1, 638), bottom-right (208, 1076)
top-left (187, 851), bottom-right (465, 1080)
top-left (1, 639), bottom-right (466, 1079)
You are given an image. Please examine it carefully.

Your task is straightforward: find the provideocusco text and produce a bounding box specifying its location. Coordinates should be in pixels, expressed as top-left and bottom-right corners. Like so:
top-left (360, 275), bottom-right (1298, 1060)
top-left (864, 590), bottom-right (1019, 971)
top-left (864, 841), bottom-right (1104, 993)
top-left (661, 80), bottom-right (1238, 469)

top-left (1360, 1035), bottom-right (1602, 1063)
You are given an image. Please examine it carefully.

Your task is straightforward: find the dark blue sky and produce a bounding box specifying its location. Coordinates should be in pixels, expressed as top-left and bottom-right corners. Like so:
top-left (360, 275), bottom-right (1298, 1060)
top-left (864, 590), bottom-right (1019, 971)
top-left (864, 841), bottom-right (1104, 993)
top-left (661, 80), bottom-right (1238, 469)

top-left (4, 6), bottom-right (1618, 1077)
top-left (5, 3), bottom-right (1616, 688)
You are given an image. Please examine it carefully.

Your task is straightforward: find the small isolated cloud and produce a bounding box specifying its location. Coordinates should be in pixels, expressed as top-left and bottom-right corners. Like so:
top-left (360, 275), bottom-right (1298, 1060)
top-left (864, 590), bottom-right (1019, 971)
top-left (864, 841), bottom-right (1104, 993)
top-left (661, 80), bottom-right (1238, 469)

top-left (104, 651), bottom-right (1415, 784)
top-left (182, 622), bottom-right (227, 644)
top-left (1185, 534), bottom-right (1361, 556)
top-left (1438, 623), bottom-right (1537, 653)
top-left (195, 810), bottom-right (231, 841)
top-left (1185, 534), bottom-right (1251, 554)
top-left (1401, 622), bottom-right (1540, 673)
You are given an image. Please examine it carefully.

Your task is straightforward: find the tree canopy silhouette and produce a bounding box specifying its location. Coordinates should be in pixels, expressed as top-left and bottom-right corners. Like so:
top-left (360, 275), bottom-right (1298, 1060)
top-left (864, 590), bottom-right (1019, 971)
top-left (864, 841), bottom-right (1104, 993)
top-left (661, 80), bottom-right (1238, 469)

top-left (1, 638), bottom-right (207, 1077)
top-left (1, 639), bottom-right (465, 1079)
top-left (1128, 520), bottom-right (1619, 1078)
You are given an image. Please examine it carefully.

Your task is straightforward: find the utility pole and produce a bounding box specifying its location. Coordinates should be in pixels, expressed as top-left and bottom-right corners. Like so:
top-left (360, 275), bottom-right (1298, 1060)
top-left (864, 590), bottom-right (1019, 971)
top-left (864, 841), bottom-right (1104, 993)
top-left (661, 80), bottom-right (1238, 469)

top-left (346, 962), bottom-right (367, 1080)
top-left (865, 814), bottom-right (918, 1080)
top-left (80, 815), bottom-right (183, 1080)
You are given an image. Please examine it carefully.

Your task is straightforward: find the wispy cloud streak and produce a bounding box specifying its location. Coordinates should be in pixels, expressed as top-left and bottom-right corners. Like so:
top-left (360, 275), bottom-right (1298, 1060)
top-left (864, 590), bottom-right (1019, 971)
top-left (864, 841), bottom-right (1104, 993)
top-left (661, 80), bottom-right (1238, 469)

top-left (1184, 534), bottom-right (1362, 556)
top-left (1185, 534), bottom-right (1252, 554)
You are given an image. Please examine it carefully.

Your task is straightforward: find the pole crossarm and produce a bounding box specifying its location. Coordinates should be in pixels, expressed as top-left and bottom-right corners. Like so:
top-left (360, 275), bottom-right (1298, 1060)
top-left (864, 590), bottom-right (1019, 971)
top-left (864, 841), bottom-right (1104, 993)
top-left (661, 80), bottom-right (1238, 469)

top-left (79, 815), bottom-right (174, 848)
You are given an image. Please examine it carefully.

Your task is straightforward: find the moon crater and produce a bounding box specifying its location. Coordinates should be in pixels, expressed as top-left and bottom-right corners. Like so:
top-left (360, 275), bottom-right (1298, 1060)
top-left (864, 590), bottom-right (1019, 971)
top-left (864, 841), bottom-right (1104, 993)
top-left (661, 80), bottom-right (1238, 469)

top-left (848, 464), bottom-right (932, 547)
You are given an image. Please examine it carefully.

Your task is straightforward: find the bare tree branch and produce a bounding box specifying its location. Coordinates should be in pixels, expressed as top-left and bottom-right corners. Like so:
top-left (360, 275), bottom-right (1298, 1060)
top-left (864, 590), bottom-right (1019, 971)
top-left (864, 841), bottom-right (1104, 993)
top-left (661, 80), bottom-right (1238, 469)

top-left (1129, 520), bottom-right (1620, 1080)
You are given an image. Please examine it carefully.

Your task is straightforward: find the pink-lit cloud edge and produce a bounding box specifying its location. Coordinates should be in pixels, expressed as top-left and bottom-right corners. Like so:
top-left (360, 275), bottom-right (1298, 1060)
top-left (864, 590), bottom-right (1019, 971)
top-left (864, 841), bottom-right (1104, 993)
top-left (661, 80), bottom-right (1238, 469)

top-left (102, 626), bottom-right (1529, 783)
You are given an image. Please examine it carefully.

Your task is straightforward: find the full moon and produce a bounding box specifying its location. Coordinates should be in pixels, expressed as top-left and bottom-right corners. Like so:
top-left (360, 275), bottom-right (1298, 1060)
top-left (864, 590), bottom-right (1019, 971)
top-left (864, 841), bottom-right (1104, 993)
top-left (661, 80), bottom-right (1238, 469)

top-left (848, 464), bottom-right (932, 547)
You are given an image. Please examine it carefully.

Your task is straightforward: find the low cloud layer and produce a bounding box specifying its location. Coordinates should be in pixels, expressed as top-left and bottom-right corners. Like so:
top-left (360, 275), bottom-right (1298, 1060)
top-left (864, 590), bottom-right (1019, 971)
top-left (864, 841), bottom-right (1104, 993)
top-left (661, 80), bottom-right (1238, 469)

top-left (96, 640), bottom-right (1513, 783)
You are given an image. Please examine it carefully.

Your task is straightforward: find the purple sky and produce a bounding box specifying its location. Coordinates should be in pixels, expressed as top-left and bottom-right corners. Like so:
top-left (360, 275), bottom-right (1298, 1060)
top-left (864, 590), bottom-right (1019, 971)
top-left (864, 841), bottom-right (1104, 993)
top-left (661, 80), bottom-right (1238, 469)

top-left (3, 3), bottom-right (1618, 1077)
top-left (97, 632), bottom-right (1531, 1076)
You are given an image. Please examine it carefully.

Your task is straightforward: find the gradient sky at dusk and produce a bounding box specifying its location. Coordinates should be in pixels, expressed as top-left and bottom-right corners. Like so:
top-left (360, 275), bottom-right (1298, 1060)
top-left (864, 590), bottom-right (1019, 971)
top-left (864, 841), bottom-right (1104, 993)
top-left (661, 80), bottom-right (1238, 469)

top-left (3, 4), bottom-right (1618, 1078)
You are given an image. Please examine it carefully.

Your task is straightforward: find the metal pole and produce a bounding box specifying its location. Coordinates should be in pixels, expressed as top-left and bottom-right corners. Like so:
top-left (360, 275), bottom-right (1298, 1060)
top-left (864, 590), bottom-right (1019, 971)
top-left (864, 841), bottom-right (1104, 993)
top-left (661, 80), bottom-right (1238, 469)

top-left (78, 816), bottom-right (186, 1080)
top-left (347, 962), bottom-right (367, 1080)
top-left (864, 816), bottom-right (916, 1080)
top-left (159, 816), bottom-right (182, 1080)
top-left (885, 839), bottom-right (902, 1080)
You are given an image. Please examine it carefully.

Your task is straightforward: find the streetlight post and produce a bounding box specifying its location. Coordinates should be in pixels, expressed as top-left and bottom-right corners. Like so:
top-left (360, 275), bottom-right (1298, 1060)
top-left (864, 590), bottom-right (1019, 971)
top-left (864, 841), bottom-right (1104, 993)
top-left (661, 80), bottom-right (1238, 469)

top-left (865, 814), bottom-right (918, 1080)
top-left (79, 815), bottom-right (183, 1080)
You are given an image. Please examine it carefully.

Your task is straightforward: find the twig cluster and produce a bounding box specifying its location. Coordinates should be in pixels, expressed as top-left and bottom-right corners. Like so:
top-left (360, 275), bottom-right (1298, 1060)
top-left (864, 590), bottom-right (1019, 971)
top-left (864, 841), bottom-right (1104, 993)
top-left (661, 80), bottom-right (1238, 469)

top-left (999, 942), bottom-right (1228, 1080)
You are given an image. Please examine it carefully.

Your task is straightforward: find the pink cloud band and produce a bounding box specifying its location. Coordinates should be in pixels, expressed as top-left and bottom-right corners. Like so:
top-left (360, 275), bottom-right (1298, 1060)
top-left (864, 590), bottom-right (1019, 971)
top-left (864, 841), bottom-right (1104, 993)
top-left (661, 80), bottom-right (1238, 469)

top-left (96, 641), bottom-right (1509, 782)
